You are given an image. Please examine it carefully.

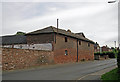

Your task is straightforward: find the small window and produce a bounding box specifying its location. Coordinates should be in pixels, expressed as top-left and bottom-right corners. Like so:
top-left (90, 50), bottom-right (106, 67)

top-left (65, 37), bottom-right (68, 42)
top-left (79, 41), bottom-right (81, 45)
top-left (88, 43), bottom-right (90, 47)
top-left (65, 50), bottom-right (68, 55)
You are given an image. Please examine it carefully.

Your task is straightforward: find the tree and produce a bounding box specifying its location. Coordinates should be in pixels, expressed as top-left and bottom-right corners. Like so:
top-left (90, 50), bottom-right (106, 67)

top-left (111, 47), bottom-right (115, 50)
top-left (16, 31), bottom-right (26, 35)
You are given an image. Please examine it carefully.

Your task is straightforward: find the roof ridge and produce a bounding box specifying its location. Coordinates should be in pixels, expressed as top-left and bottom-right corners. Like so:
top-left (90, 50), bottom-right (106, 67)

top-left (26, 26), bottom-right (95, 44)
top-left (1, 35), bottom-right (25, 37)
top-left (26, 26), bottom-right (55, 35)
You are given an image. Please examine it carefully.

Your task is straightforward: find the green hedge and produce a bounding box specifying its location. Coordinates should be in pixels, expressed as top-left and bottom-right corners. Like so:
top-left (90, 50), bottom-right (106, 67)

top-left (94, 52), bottom-right (101, 55)
top-left (94, 51), bottom-right (115, 58)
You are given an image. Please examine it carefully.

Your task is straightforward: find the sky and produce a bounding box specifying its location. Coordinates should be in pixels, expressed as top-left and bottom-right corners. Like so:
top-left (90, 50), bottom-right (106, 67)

top-left (0, 0), bottom-right (118, 47)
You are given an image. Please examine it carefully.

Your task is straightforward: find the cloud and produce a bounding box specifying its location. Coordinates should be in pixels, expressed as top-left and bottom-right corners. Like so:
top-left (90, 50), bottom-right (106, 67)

top-left (2, 0), bottom-right (108, 2)
top-left (0, 2), bottom-right (2, 35)
top-left (2, 2), bottom-right (118, 47)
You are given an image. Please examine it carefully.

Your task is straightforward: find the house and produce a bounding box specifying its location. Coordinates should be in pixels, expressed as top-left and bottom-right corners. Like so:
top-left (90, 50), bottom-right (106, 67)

top-left (101, 45), bottom-right (112, 52)
top-left (94, 45), bottom-right (113, 60)
top-left (94, 42), bottom-right (100, 53)
top-left (25, 26), bottom-right (95, 63)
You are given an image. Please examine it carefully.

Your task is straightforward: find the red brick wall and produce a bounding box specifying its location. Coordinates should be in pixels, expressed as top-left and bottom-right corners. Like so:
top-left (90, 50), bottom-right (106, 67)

top-left (78, 41), bottom-right (94, 61)
top-left (53, 34), bottom-right (77, 63)
top-left (54, 49), bottom-right (77, 63)
top-left (26, 33), bottom-right (94, 64)
top-left (26, 33), bottom-right (54, 44)
top-left (0, 48), bottom-right (2, 65)
top-left (2, 48), bottom-right (54, 70)
top-left (53, 34), bottom-right (94, 63)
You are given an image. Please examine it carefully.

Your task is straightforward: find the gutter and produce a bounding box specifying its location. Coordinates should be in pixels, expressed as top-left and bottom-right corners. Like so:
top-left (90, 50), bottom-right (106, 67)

top-left (77, 39), bottom-right (79, 62)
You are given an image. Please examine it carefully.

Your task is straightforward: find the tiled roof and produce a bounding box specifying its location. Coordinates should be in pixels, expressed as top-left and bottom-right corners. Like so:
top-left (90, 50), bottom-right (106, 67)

top-left (0, 35), bottom-right (27, 45)
top-left (26, 26), bottom-right (95, 44)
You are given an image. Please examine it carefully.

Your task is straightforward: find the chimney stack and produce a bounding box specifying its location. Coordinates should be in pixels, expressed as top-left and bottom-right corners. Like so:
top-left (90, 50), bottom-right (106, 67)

top-left (57, 19), bottom-right (59, 33)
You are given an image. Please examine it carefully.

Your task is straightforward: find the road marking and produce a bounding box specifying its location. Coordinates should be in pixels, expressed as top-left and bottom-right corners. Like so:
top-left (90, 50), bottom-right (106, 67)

top-left (77, 65), bottom-right (117, 80)
top-left (77, 74), bottom-right (91, 80)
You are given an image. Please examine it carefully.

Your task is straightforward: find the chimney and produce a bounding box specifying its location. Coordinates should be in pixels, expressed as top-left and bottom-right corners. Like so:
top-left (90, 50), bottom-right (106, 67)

top-left (57, 19), bottom-right (59, 33)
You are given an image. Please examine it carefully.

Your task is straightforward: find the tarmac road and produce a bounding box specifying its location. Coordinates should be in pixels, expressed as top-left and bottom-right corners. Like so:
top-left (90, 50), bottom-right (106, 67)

top-left (2, 59), bottom-right (117, 80)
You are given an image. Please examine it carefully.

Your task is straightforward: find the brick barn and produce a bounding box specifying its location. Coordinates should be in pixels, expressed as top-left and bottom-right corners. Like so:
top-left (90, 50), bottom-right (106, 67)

top-left (26, 26), bottom-right (95, 63)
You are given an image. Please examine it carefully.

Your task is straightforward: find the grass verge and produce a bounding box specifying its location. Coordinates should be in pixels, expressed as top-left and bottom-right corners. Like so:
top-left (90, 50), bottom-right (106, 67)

top-left (101, 68), bottom-right (120, 81)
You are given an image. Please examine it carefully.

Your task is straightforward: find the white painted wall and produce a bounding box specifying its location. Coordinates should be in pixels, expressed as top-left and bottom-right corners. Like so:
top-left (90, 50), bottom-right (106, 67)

top-left (1, 43), bottom-right (52, 51)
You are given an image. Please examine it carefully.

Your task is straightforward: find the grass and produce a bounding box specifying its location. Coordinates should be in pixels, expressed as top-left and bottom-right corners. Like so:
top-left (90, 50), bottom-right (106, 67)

top-left (101, 68), bottom-right (120, 81)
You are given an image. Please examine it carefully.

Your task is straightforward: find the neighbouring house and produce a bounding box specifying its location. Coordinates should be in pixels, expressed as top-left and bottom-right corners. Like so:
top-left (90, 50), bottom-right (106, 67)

top-left (101, 45), bottom-right (112, 52)
top-left (25, 26), bottom-right (95, 63)
top-left (94, 45), bottom-right (112, 60)
top-left (94, 42), bottom-right (100, 60)
top-left (94, 42), bottom-right (100, 53)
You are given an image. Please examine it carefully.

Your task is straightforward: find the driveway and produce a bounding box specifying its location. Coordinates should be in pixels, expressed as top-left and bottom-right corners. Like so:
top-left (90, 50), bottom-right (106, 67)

top-left (2, 59), bottom-right (117, 80)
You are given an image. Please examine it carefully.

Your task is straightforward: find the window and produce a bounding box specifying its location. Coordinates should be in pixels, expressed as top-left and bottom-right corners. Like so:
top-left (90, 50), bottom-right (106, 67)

top-left (88, 43), bottom-right (90, 47)
top-left (65, 50), bottom-right (68, 55)
top-left (79, 41), bottom-right (81, 45)
top-left (65, 37), bottom-right (68, 42)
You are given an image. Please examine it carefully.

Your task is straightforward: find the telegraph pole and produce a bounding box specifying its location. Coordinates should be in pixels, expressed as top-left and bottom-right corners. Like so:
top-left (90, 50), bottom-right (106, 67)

top-left (114, 41), bottom-right (116, 48)
top-left (108, 0), bottom-right (116, 3)
top-left (57, 19), bottom-right (59, 33)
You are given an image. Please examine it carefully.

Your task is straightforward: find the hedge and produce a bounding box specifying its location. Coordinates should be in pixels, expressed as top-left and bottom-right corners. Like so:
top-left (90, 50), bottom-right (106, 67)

top-left (94, 51), bottom-right (115, 58)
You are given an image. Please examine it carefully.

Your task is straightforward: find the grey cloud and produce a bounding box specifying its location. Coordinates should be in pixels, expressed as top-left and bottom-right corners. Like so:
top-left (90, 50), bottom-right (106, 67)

top-left (2, 2), bottom-right (118, 47)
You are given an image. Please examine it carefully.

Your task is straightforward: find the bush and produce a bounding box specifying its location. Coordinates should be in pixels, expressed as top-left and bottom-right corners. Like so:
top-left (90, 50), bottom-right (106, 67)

top-left (107, 51), bottom-right (115, 58)
top-left (94, 52), bottom-right (100, 55)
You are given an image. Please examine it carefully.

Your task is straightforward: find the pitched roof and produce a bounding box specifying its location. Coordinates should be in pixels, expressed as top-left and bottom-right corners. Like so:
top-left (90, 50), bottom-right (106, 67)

top-left (26, 26), bottom-right (95, 44)
top-left (75, 32), bottom-right (85, 38)
top-left (0, 35), bottom-right (27, 45)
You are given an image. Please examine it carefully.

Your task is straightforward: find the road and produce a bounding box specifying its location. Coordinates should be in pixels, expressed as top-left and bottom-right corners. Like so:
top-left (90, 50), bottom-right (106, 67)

top-left (2, 59), bottom-right (117, 80)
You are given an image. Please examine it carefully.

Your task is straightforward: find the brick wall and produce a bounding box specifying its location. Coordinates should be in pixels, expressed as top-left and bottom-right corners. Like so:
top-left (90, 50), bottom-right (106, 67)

top-left (26, 33), bottom-right (54, 44)
top-left (2, 48), bottom-right (54, 70)
top-left (53, 34), bottom-right (77, 63)
top-left (78, 41), bottom-right (94, 61)
top-left (26, 33), bottom-right (94, 64)
top-left (0, 48), bottom-right (1, 71)
top-left (53, 34), bottom-right (94, 63)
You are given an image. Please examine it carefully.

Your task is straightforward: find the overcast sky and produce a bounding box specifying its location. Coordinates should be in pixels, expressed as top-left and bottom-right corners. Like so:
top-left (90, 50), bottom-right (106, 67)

top-left (0, 0), bottom-right (118, 47)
